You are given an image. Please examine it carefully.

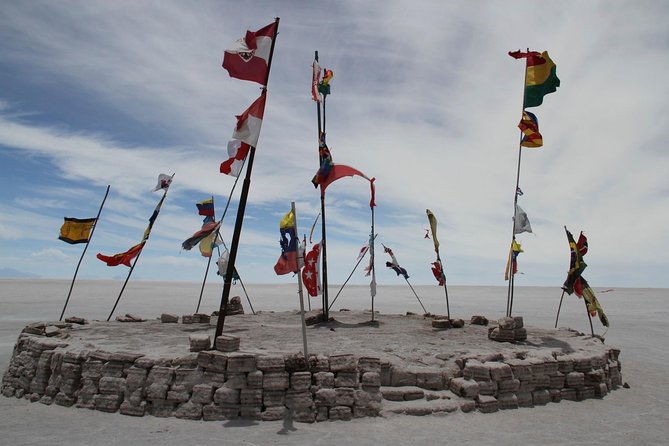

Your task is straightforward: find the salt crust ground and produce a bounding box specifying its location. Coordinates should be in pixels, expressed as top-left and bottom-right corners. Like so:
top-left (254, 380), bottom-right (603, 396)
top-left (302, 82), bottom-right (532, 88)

top-left (1, 280), bottom-right (668, 445)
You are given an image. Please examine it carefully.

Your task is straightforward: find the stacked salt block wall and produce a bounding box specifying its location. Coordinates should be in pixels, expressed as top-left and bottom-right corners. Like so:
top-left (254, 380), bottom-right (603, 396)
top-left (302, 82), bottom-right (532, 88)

top-left (2, 332), bottom-right (623, 421)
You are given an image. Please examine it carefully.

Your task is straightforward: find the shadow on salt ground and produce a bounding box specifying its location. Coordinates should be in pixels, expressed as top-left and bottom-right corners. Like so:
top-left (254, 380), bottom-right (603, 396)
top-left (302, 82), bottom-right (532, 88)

top-left (316, 319), bottom-right (382, 330)
top-left (524, 336), bottom-right (575, 353)
top-left (222, 419), bottom-right (259, 428)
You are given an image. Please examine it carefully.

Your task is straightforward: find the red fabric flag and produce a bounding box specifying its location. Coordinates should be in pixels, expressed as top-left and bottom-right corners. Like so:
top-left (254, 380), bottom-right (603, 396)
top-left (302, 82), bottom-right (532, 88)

top-left (220, 139), bottom-right (251, 177)
top-left (302, 242), bottom-right (322, 297)
top-left (222, 21), bottom-right (277, 85)
top-left (320, 164), bottom-right (370, 194)
top-left (232, 93), bottom-right (266, 148)
top-left (97, 243), bottom-right (144, 267)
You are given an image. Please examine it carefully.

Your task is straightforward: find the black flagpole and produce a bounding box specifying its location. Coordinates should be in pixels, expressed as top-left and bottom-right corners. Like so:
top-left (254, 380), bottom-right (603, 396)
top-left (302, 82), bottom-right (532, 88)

top-left (555, 289), bottom-right (566, 328)
top-left (59, 185), bottom-right (110, 321)
top-left (506, 48), bottom-right (530, 318)
top-left (195, 195), bottom-right (216, 314)
top-left (215, 18), bottom-right (279, 341)
top-left (315, 50), bottom-right (329, 321)
top-left (108, 174), bottom-right (174, 321)
top-left (583, 293), bottom-right (595, 337)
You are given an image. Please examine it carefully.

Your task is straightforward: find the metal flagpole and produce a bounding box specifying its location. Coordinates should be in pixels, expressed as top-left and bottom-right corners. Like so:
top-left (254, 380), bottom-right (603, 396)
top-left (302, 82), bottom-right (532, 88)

top-left (195, 196), bottom-right (216, 314)
top-left (436, 254), bottom-right (450, 319)
top-left (59, 185), bottom-right (110, 321)
top-left (215, 18), bottom-right (279, 341)
top-left (292, 202), bottom-right (309, 360)
top-left (108, 175), bottom-right (174, 321)
top-left (404, 277), bottom-right (427, 314)
top-left (583, 292), bottom-right (595, 337)
top-left (314, 50), bottom-right (329, 322)
top-left (328, 234), bottom-right (377, 311)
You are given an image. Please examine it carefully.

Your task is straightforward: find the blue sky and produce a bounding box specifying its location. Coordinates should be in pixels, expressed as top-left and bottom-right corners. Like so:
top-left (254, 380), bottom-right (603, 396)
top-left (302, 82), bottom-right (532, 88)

top-left (1, 1), bottom-right (668, 287)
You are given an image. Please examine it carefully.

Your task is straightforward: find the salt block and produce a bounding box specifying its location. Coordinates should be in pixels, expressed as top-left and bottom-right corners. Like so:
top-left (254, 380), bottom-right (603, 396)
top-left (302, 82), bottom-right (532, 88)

top-left (215, 335), bottom-right (240, 352)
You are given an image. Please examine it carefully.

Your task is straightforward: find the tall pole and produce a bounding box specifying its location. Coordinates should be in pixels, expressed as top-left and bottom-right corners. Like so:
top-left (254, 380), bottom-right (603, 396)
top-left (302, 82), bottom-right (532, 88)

top-left (215, 18), bottom-right (279, 340)
top-left (314, 50), bottom-right (329, 321)
top-left (370, 207), bottom-right (376, 322)
top-left (583, 292), bottom-right (595, 337)
top-left (506, 48), bottom-right (530, 318)
top-left (59, 185), bottom-right (110, 321)
top-left (195, 195), bottom-right (216, 314)
top-left (292, 202), bottom-right (309, 360)
top-left (107, 175), bottom-right (173, 321)
top-left (436, 253), bottom-right (450, 319)
top-left (555, 289), bottom-right (566, 328)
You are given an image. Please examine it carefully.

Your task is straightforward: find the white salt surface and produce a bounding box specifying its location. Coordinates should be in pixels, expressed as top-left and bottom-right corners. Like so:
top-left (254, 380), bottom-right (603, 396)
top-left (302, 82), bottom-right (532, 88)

top-left (1, 279), bottom-right (667, 445)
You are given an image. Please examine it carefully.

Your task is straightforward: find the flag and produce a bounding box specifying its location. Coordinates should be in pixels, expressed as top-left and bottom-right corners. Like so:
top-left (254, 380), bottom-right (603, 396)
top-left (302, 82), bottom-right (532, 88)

top-left (504, 239), bottom-right (523, 280)
top-left (59, 217), bottom-right (96, 244)
top-left (196, 198), bottom-right (215, 218)
top-left (153, 173), bottom-right (172, 191)
top-left (562, 228), bottom-right (588, 295)
top-left (518, 110), bottom-right (543, 148)
top-left (319, 164), bottom-right (370, 193)
top-left (216, 249), bottom-right (240, 283)
top-left (357, 242), bottom-right (370, 262)
top-left (302, 242), bottom-right (322, 296)
top-left (426, 209), bottom-right (440, 252)
top-left (143, 193), bottom-right (167, 242)
top-left (509, 50), bottom-right (560, 108)
top-left (182, 221), bottom-right (221, 252)
top-left (220, 139), bottom-right (251, 177)
top-left (274, 209), bottom-right (299, 275)
top-left (311, 59), bottom-right (322, 102)
top-left (199, 230), bottom-right (222, 258)
top-left (513, 204), bottom-right (532, 234)
top-left (575, 276), bottom-right (609, 327)
top-left (233, 92), bottom-right (267, 148)
top-left (318, 69), bottom-right (333, 96)
top-left (311, 133), bottom-right (333, 187)
top-left (383, 244), bottom-right (409, 280)
top-left (222, 21), bottom-right (277, 85)
top-left (369, 177), bottom-right (376, 208)
top-left (431, 261), bottom-right (445, 286)
top-left (96, 243), bottom-right (143, 267)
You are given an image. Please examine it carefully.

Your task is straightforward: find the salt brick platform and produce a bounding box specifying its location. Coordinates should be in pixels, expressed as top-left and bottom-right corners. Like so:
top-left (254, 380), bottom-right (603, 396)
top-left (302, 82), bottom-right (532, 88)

top-left (1, 311), bottom-right (622, 422)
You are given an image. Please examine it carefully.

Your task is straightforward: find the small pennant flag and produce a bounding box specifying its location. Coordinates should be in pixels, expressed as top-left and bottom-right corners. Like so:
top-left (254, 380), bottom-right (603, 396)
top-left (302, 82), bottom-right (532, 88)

top-left (153, 173), bottom-right (172, 191)
top-left (97, 243), bottom-right (143, 267)
top-left (383, 244), bottom-right (409, 280)
top-left (302, 242), bottom-right (322, 296)
top-left (196, 199), bottom-right (215, 218)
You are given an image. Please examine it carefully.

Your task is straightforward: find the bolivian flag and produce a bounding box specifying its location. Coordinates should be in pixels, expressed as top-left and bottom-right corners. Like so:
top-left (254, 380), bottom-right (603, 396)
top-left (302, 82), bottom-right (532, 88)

top-left (509, 50), bottom-right (560, 108)
top-left (59, 217), bottom-right (97, 244)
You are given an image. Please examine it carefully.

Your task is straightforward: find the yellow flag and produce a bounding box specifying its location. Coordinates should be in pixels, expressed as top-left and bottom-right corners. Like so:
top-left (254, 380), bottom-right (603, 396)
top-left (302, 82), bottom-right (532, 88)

top-left (426, 209), bottom-right (439, 252)
top-left (59, 218), bottom-right (96, 245)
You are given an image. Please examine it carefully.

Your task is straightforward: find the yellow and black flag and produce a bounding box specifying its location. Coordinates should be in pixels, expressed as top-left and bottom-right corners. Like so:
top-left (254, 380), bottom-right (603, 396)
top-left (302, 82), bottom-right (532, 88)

top-left (59, 217), bottom-right (97, 244)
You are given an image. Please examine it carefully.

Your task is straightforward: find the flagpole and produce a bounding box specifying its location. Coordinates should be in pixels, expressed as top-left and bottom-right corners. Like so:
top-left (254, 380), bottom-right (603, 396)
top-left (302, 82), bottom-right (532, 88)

top-left (195, 195), bottom-right (216, 314)
top-left (328, 234), bottom-right (377, 311)
top-left (292, 202), bottom-right (309, 360)
top-left (107, 175), bottom-right (174, 321)
top-left (506, 48), bottom-right (530, 318)
top-left (436, 254), bottom-right (450, 319)
top-left (369, 183), bottom-right (376, 322)
top-left (405, 277), bottom-right (427, 314)
top-left (583, 293), bottom-right (595, 337)
top-left (215, 17), bottom-right (279, 341)
top-left (314, 50), bottom-right (329, 322)
top-left (554, 289), bottom-right (566, 328)
top-left (59, 185), bottom-right (110, 321)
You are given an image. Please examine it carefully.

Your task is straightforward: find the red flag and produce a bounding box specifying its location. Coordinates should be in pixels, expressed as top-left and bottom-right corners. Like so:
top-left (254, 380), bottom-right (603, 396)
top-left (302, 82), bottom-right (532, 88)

top-left (302, 242), bottom-right (322, 296)
top-left (320, 164), bottom-right (370, 193)
top-left (233, 93), bottom-right (266, 148)
top-left (97, 243), bottom-right (143, 267)
top-left (222, 21), bottom-right (277, 85)
top-left (431, 261), bottom-right (445, 286)
top-left (220, 139), bottom-right (251, 177)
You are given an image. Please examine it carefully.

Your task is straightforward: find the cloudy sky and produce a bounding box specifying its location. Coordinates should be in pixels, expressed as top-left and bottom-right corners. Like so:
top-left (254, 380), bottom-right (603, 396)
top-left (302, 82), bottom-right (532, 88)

top-left (1, 1), bottom-right (667, 288)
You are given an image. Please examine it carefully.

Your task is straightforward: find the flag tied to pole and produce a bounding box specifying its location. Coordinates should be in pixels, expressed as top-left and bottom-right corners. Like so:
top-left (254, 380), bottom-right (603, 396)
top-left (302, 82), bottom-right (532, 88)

top-left (426, 209), bottom-right (440, 252)
top-left (508, 50), bottom-right (560, 108)
top-left (221, 93), bottom-right (267, 176)
top-left (302, 241), bottom-right (322, 296)
top-left (504, 239), bottom-right (523, 281)
top-left (196, 198), bottom-right (215, 218)
top-left (274, 209), bottom-right (299, 275)
top-left (222, 21), bottom-right (277, 85)
top-left (518, 110), bottom-right (543, 148)
top-left (59, 217), bottom-right (96, 245)
top-left (514, 204), bottom-right (533, 234)
top-left (311, 59), bottom-right (321, 102)
top-left (383, 244), bottom-right (409, 280)
top-left (431, 261), bottom-right (445, 286)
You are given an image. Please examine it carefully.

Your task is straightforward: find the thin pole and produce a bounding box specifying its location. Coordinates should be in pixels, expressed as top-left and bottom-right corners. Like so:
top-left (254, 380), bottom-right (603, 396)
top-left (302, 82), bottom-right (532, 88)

top-left (292, 202), bottom-right (309, 360)
top-left (320, 193), bottom-right (329, 320)
top-left (218, 239), bottom-right (255, 315)
top-left (195, 195), bottom-right (216, 314)
top-left (405, 278), bottom-right (427, 314)
top-left (555, 289), bottom-right (566, 328)
top-left (328, 235), bottom-right (377, 311)
top-left (215, 18), bottom-right (279, 341)
top-left (370, 207), bottom-right (376, 322)
top-left (108, 177), bottom-right (173, 321)
top-left (59, 185), bottom-right (110, 321)
top-left (436, 255), bottom-right (450, 319)
top-left (506, 48), bottom-right (530, 317)
top-left (315, 51), bottom-right (322, 136)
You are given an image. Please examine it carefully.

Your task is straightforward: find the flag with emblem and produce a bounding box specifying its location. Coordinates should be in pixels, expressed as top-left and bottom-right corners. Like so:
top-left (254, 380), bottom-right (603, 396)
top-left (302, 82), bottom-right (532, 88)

top-left (222, 20), bottom-right (277, 85)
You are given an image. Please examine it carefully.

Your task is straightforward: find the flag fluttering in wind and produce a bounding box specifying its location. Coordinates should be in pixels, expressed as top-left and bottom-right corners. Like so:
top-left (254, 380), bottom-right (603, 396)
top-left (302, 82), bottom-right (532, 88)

top-left (561, 228), bottom-right (608, 327)
top-left (196, 198), bottom-right (215, 218)
top-left (319, 164), bottom-right (371, 193)
top-left (98, 174), bottom-right (171, 267)
top-left (153, 173), bottom-right (173, 191)
top-left (431, 261), bottom-right (445, 286)
top-left (426, 209), bottom-right (440, 252)
top-left (302, 241), bottom-right (322, 296)
top-left (513, 204), bottom-right (533, 234)
top-left (311, 132), bottom-right (333, 187)
top-left (318, 69), bottom-right (333, 97)
top-left (220, 140), bottom-right (250, 177)
top-left (311, 59), bottom-right (322, 102)
top-left (383, 244), bottom-right (409, 280)
top-left (222, 21), bottom-right (277, 85)
top-left (59, 217), bottom-right (97, 245)
top-left (504, 239), bottom-right (523, 281)
top-left (274, 209), bottom-right (299, 275)
top-left (508, 50), bottom-right (560, 108)
top-left (216, 249), bottom-right (240, 283)
top-left (518, 110), bottom-right (543, 148)
top-left (182, 221), bottom-right (221, 252)
top-left (233, 92), bottom-right (267, 148)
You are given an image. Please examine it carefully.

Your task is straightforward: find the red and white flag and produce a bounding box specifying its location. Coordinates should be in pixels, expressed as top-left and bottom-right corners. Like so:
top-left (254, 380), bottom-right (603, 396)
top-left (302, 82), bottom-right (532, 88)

top-left (232, 93), bottom-right (266, 148)
top-left (222, 21), bottom-right (277, 85)
top-left (220, 139), bottom-right (250, 177)
top-left (302, 241), bottom-right (322, 297)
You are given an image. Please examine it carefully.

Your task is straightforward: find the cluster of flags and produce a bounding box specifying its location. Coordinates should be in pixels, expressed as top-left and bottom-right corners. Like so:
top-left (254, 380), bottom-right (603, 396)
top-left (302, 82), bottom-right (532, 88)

top-left (182, 198), bottom-right (222, 258)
